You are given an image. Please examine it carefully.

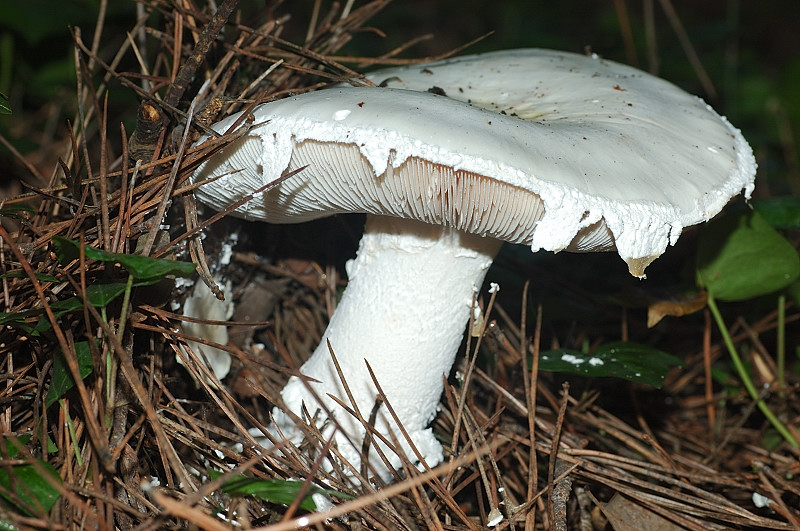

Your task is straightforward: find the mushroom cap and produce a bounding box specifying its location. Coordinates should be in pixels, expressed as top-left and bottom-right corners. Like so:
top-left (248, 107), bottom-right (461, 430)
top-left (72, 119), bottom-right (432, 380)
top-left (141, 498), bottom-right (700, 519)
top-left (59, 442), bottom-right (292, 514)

top-left (192, 49), bottom-right (755, 275)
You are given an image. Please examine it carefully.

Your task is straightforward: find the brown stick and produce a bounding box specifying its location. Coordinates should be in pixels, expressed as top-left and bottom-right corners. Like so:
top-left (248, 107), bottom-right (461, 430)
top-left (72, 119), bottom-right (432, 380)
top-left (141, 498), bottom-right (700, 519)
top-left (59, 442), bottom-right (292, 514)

top-left (128, 0), bottom-right (240, 163)
top-left (163, 0), bottom-right (240, 109)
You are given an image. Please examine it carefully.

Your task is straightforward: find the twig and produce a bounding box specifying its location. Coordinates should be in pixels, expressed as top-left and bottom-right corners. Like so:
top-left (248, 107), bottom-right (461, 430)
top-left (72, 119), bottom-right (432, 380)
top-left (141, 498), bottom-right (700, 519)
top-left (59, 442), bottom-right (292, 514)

top-left (164, 0), bottom-right (240, 109)
top-left (138, 95), bottom-right (198, 256)
top-left (657, 0), bottom-right (717, 99)
top-left (549, 383), bottom-right (572, 531)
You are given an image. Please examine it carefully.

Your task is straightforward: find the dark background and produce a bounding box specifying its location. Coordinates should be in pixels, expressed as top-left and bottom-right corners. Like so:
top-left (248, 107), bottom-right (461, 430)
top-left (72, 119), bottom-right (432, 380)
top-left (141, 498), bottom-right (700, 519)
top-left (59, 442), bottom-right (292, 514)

top-left (0, 0), bottom-right (798, 198)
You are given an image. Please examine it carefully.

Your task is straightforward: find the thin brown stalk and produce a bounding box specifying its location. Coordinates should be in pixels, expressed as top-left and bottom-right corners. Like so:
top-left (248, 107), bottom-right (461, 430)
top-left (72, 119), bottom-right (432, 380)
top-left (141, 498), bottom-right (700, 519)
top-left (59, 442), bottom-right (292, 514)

top-left (657, 0), bottom-right (717, 99)
top-left (612, 0), bottom-right (638, 66)
top-left (548, 383), bottom-right (571, 530)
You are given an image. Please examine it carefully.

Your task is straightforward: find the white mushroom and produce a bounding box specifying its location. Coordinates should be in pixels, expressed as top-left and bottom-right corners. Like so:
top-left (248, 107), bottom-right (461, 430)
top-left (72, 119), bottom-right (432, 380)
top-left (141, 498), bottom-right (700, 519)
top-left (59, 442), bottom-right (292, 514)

top-left (190, 49), bottom-right (755, 479)
top-left (180, 279), bottom-right (234, 383)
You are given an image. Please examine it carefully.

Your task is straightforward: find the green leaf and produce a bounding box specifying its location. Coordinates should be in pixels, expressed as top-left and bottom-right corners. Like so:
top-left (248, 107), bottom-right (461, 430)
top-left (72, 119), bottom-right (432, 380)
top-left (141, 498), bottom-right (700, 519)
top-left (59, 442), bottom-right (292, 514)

top-left (0, 461), bottom-right (61, 515)
top-left (0, 271), bottom-right (59, 283)
top-left (47, 298), bottom-right (84, 315)
top-left (0, 310), bottom-right (39, 326)
top-left (0, 204), bottom-right (33, 219)
top-left (0, 309), bottom-right (44, 335)
top-left (52, 279), bottom-right (164, 312)
top-left (4, 435), bottom-right (32, 459)
top-left (0, 278), bottom-right (160, 336)
top-left (754, 196), bottom-right (800, 230)
top-left (84, 282), bottom-right (130, 307)
top-left (52, 236), bottom-right (195, 280)
top-left (45, 341), bottom-right (94, 409)
top-left (0, 92), bottom-right (10, 115)
top-left (28, 297), bottom-right (91, 333)
top-left (0, 437), bottom-right (62, 515)
top-left (217, 475), bottom-right (350, 512)
top-left (697, 211), bottom-right (800, 301)
top-left (83, 279), bottom-right (168, 307)
top-left (537, 341), bottom-right (684, 388)
top-left (0, 299), bottom-right (87, 335)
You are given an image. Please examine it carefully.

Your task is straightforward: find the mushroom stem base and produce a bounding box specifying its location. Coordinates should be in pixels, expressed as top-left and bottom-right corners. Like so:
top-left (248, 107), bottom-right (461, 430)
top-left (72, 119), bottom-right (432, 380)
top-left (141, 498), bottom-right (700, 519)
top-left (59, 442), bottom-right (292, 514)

top-left (271, 214), bottom-right (502, 479)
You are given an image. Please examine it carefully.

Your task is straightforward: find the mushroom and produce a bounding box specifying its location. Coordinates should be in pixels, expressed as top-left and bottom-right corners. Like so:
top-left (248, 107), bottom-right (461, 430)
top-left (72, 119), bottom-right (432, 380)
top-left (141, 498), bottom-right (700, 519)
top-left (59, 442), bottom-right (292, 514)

top-left (180, 278), bottom-right (233, 383)
top-left (190, 49), bottom-right (755, 478)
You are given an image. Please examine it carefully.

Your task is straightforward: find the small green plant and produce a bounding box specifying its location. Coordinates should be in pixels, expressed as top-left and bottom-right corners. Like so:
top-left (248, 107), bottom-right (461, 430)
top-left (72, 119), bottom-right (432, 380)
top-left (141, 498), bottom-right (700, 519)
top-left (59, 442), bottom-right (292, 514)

top-left (40, 236), bottom-right (196, 406)
top-left (0, 237), bottom-right (195, 338)
top-left (0, 236), bottom-right (196, 411)
top-left (0, 237), bottom-right (197, 521)
top-left (697, 208), bottom-right (800, 448)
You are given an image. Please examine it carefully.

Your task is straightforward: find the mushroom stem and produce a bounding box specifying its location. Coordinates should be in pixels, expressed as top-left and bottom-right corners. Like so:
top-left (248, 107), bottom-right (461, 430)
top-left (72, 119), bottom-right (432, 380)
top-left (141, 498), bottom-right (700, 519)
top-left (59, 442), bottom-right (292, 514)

top-left (272, 214), bottom-right (502, 477)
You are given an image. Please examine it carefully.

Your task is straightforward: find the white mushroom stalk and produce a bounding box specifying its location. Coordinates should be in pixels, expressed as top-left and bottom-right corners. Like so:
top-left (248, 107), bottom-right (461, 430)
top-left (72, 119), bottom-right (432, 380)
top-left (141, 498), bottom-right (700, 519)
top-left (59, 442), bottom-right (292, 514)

top-left (274, 216), bottom-right (501, 473)
top-left (190, 49), bottom-right (756, 479)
